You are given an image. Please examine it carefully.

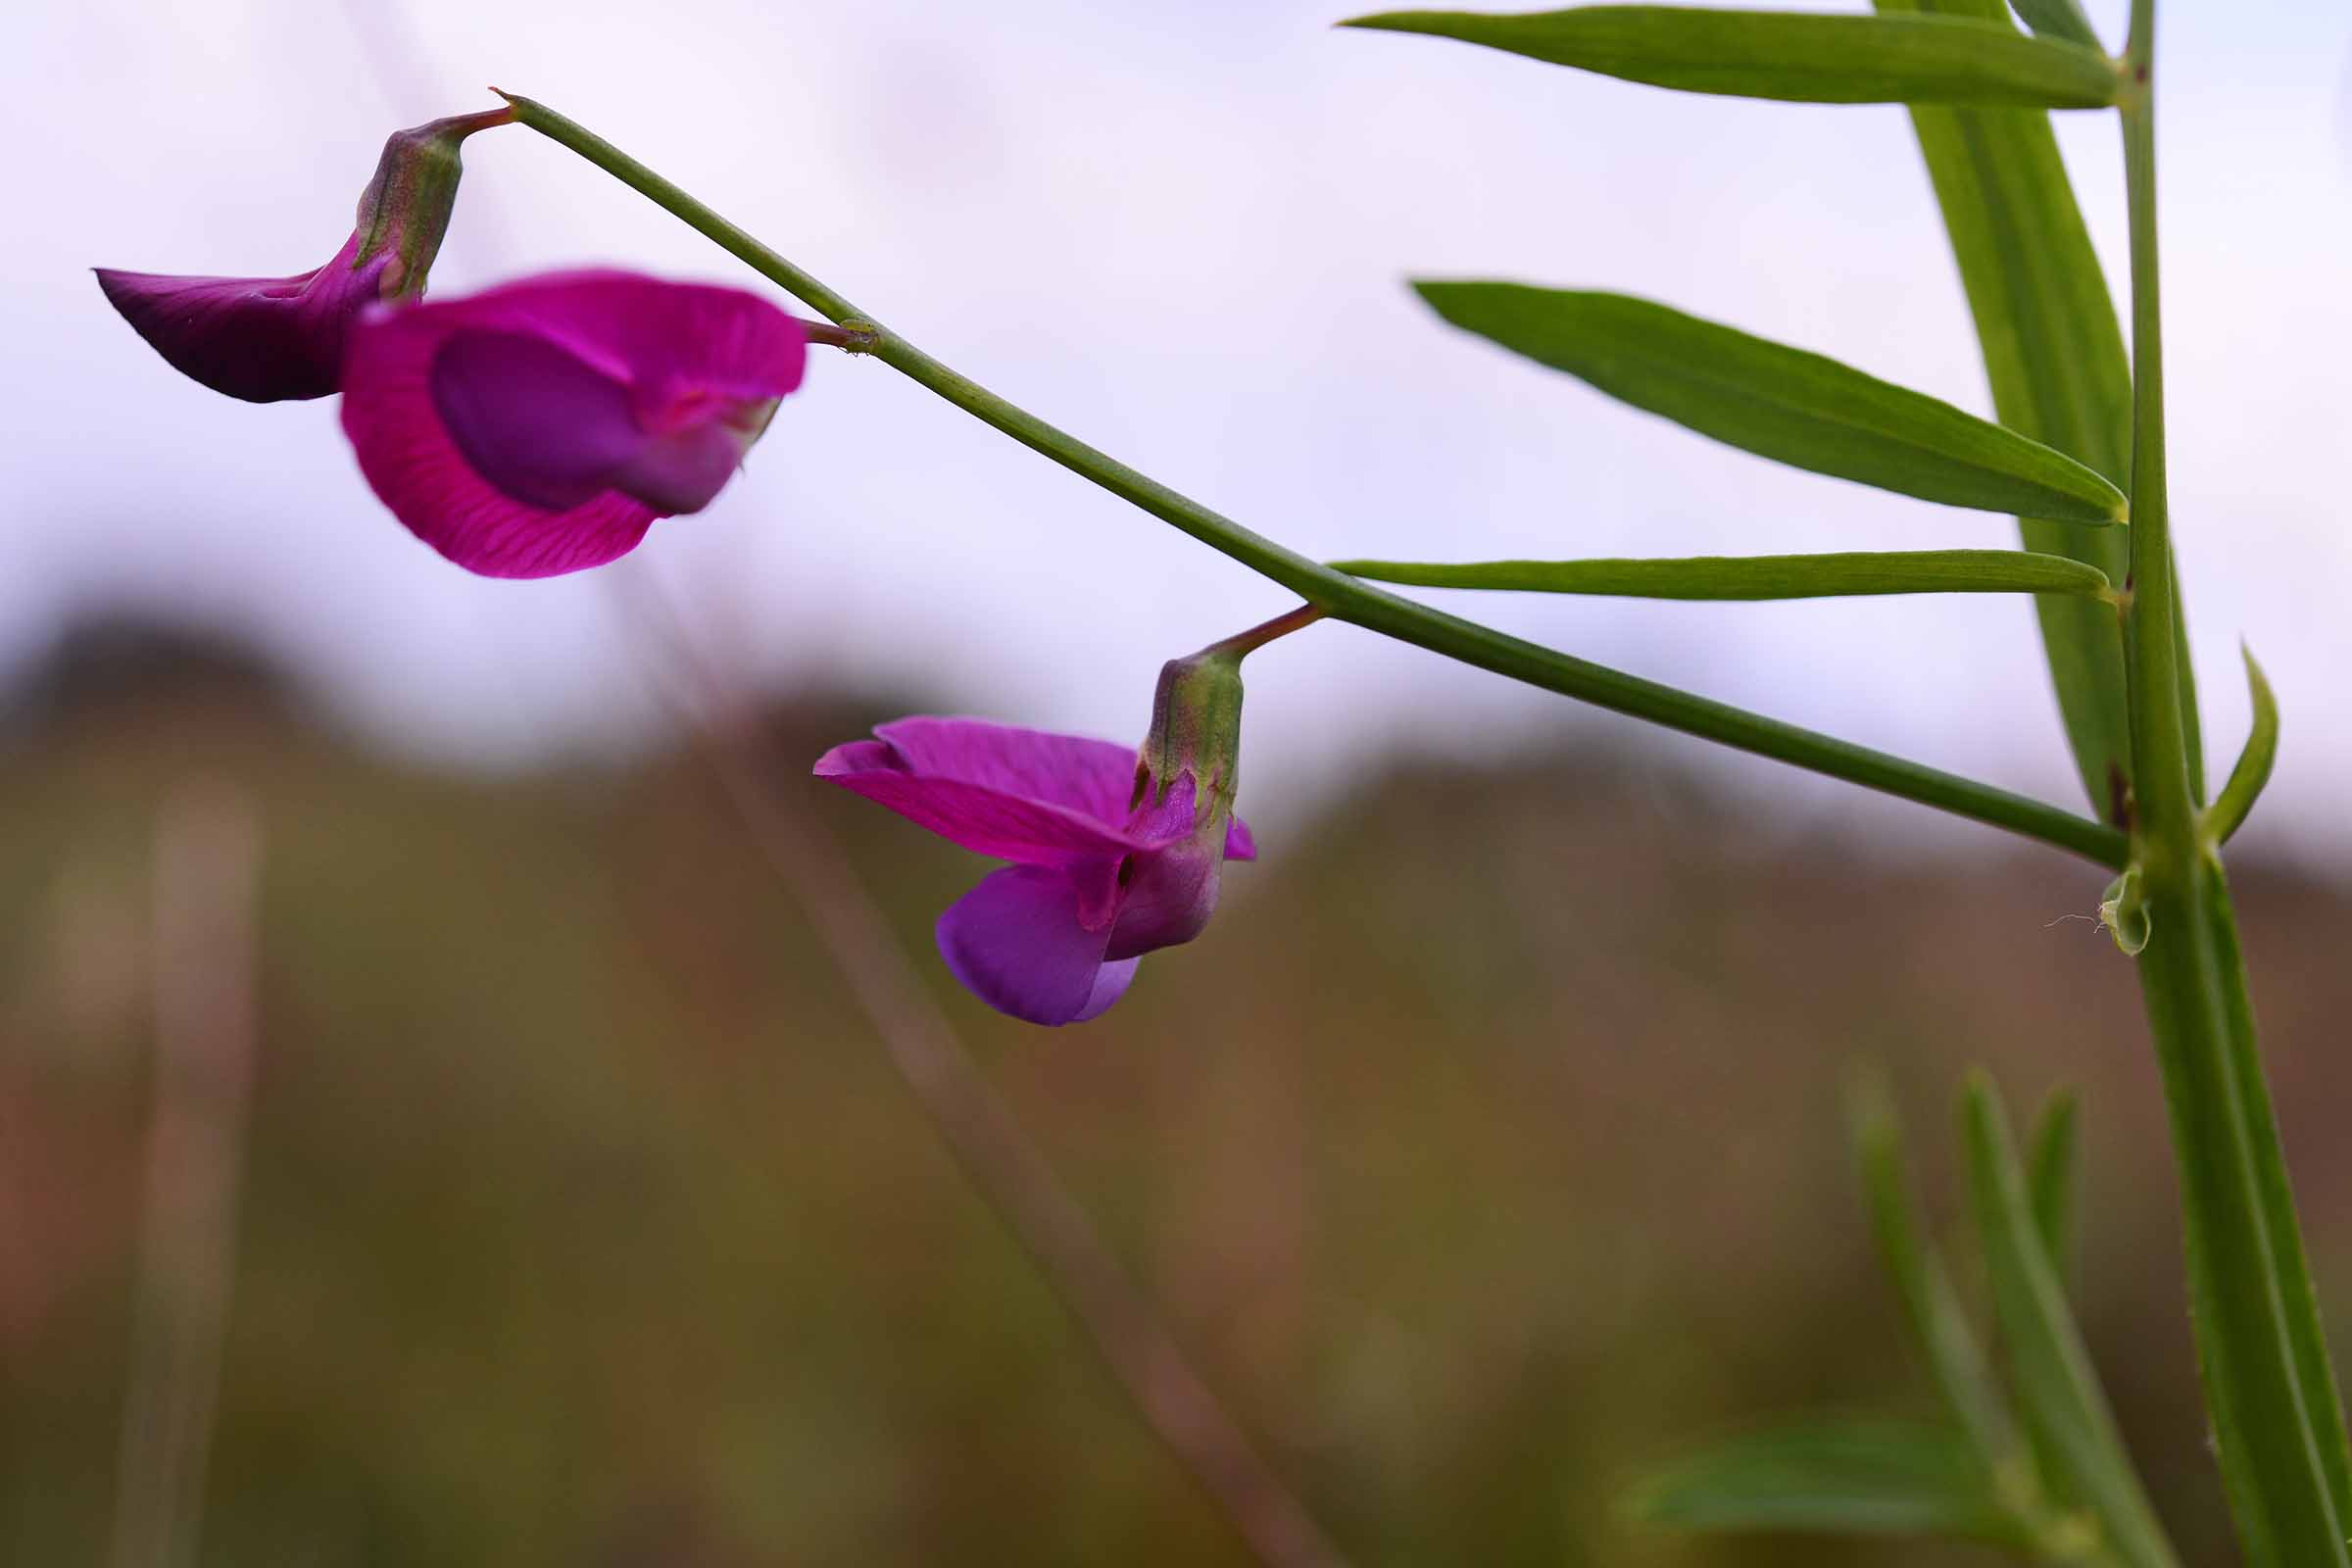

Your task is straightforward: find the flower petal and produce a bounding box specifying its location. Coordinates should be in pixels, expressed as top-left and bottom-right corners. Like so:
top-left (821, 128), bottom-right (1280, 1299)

top-left (870, 717), bottom-right (1140, 827)
top-left (608, 397), bottom-right (779, 514)
top-left (341, 315), bottom-right (656, 577)
top-left (1105, 835), bottom-right (1223, 960)
top-left (469, 270), bottom-right (808, 410)
top-left (813, 758), bottom-right (1138, 868)
top-left (94, 231), bottom-right (389, 404)
top-left (427, 327), bottom-right (649, 511)
top-left (936, 865), bottom-right (1134, 1026)
top-left (1072, 958), bottom-right (1141, 1022)
top-left (338, 270), bottom-right (808, 578)
top-left (1224, 816), bottom-right (1256, 862)
top-left (814, 723), bottom-right (1150, 865)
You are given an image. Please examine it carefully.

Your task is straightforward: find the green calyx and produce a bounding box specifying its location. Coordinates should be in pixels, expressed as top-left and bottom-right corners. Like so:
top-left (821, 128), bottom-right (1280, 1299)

top-left (352, 106), bottom-right (514, 300)
top-left (1133, 604), bottom-right (1328, 825)
top-left (1133, 648), bottom-right (1246, 825)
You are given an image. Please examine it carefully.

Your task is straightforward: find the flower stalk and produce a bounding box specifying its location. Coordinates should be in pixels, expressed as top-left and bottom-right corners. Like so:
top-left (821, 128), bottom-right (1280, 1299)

top-left (498, 91), bottom-right (2129, 870)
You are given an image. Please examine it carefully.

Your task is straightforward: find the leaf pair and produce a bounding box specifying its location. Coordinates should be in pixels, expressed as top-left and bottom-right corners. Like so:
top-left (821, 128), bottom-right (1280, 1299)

top-left (1350, 0), bottom-right (2179, 826)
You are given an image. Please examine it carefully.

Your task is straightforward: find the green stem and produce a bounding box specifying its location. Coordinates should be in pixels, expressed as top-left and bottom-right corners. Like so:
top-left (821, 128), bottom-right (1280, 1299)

top-left (1209, 603), bottom-right (1328, 661)
top-left (2118, 15), bottom-right (2352, 1561)
top-left (499, 91), bottom-right (2127, 871)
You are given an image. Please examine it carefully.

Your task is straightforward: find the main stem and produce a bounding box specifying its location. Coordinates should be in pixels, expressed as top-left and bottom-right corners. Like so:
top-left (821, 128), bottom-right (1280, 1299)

top-left (499, 93), bottom-right (2127, 870)
top-left (2119, 11), bottom-right (2352, 1561)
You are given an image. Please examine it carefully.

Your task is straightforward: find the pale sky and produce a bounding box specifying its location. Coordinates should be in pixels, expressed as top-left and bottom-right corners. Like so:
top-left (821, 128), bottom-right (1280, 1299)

top-left (11, 0), bottom-right (2350, 859)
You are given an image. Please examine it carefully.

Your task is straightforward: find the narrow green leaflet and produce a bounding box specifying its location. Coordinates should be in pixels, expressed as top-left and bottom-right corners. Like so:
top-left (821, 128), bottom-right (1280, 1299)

top-left (1849, 1085), bottom-right (2014, 1463)
top-left (2027, 1087), bottom-right (2081, 1282)
top-left (1960, 1077), bottom-right (2180, 1568)
top-left (1625, 1418), bottom-right (2022, 1544)
top-left (1341, 7), bottom-right (2122, 107)
top-left (1335, 550), bottom-right (2111, 600)
top-left (2204, 646), bottom-right (2278, 845)
top-left (1877, 0), bottom-right (2200, 818)
top-left (1415, 284), bottom-right (2129, 525)
top-left (2008, 0), bottom-right (2103, 48)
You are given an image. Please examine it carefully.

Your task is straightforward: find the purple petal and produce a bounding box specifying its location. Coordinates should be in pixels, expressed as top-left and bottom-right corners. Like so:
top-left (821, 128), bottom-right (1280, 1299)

top-left (1071, 959), bottom-right (1141, 1022)
top-left (814, 724), bottom-right (1153, 872)
top-left (339, 309), bottom-right (655, 577)
top-left (1104, 837), bottom-right (1224, 961)
top-left (95, 230), bottom-right (390, 403)
top-left (427, 327), bottom-right (649, 511)
top-left (1224, 815), bottom-right (1256, 862)
top-left (338, 270), bottom-right (808, 578)
top-left (609, 398), bottom-right (779, 514)
top-left (1122, 770), bottom-right (1205, 845)
top-left (814, 760), bottom-right (1136, 901)
top-left (477, 270), bottom-right (808, 411)
top-left (936, 865), bottom-right (1136, 1026)
top-left (871, 717), bottom-right (1141, 828)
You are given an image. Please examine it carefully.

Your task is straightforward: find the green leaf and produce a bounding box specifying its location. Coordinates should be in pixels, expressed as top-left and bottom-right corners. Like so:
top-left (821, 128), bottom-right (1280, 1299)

top-left (1414, 284), bottom-right (2130, 525)
top-left (1626, 1417), bottom-right (2021, 1542)
top-left (1341, 7), bottom-right (2123, 107)
top-left (2027, 1087), bottom-right (2080, 1284)
top-left (1847, 1082), bottom-right (2016, 1468)
top-left (2204, 645), bottom-right (2278, 845)
top-left (1877, 0), bottom-right (2201, 821)
top-left (2008, 0), bottom-right (2103, 49)
top-left (1335, 549), bottom-right (2112, 600)
top-left (1959, 1075), bottom-right (2180, 1568)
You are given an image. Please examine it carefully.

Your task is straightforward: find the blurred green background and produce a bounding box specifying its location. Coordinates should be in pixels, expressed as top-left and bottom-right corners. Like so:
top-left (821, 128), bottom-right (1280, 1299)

top-left (6, 621), bottom-right (2348, 1566)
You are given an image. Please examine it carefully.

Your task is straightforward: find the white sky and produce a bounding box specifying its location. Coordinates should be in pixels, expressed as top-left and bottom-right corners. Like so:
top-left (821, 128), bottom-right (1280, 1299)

top-left (10, 0), bottom-right (2350, 858)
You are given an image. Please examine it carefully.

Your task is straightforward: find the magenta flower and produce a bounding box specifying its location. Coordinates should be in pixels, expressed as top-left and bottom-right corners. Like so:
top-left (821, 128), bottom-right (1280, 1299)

top-left (337, 270), bottom-right (808, 577)
top-left (815, 717), bottom-right (1256, 1026)
top-left (95, 109), bottom-right (510, 403)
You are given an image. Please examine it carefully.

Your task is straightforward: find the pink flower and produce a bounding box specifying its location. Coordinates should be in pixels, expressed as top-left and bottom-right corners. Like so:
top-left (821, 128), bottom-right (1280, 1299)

top-left (94, 109), bottom-right (509, 404)
top-left (814, 717), bottom-right (1257, 1026)
top-left (337, 270), bottom-right (808, 577)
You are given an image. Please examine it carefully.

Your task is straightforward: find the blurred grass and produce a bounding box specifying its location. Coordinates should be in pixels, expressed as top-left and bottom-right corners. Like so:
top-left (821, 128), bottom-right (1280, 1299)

top-left (4, 621), bottom-right (2349, 1566)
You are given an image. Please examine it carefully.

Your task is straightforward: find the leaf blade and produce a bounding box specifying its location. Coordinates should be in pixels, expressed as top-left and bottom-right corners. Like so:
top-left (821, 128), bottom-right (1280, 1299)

top-left (2008, 0), bottom-right (2103, 50)
top-left (1414, 284), bottom-right (2129, 524)
top-left (2027, 1087), bottom-right (2082, 1284)
top-left (1626, 1417), bottom-right (2021, 1543)
top-left (1342, 6), bottom-right (2123, 107)
top-left (1876, 0), bottom-right (2201, 819)
top-left (2205, 645), bottom-right (2279, 845)
top-left (1336, 549), bottom-right (2112, 600)
top-left (1960, 1075), bottom-right (2180, 1568)
top-left (1849, 1082), bottom-right (2016, 1465)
